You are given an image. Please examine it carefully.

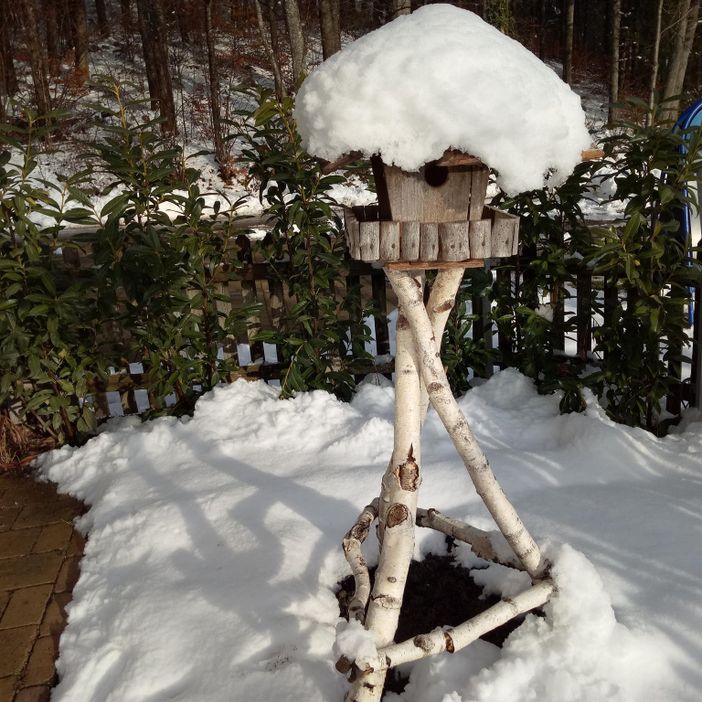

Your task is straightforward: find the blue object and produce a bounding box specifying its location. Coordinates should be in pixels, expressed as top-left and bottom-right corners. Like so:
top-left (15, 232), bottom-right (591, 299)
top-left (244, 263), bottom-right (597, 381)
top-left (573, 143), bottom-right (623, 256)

top-left (674, 99), bottom-right (702, 325)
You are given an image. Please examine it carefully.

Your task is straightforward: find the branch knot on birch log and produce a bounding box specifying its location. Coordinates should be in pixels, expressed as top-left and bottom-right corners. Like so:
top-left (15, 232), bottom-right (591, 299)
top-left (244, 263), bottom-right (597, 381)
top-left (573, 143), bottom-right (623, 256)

top-left (432, 298), bottom-right (455, 314)
top-left (386, 503), bottom-right (410, 528)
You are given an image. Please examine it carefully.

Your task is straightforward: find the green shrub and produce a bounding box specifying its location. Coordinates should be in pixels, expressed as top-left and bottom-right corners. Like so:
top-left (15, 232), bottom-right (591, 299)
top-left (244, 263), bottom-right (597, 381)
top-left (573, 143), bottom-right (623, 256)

top-left (586, 117), bottom-right (702, 430)
top-left (460, 112), bottom-right (700, 432)
top-left (85, 83), bottom-right (251, 416)
top-left (0, 115), bottom-right (100, 453)
top-left (240, 89), bottom-right (372, 401)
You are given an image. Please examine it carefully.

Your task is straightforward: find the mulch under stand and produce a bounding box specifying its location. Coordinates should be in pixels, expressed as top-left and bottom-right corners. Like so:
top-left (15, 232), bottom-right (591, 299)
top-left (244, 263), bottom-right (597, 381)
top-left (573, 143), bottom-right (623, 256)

top-left (337, 552), bottom-right (532, 697)
top-left (0, 470), bottom-right (86, 702)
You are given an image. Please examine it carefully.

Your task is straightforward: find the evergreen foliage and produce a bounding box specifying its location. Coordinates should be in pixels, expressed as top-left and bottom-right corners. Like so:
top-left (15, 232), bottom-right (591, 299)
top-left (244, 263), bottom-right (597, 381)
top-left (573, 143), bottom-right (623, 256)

top-left (240, 89), bottom-right (372, 401)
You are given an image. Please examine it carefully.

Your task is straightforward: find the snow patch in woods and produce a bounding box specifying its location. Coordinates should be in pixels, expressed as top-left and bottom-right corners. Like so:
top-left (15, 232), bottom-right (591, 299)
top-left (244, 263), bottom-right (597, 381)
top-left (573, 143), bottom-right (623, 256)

top-left (295, 4), bottom-right (591, 194)
top-left (38, 371), bottom-right (702, 701)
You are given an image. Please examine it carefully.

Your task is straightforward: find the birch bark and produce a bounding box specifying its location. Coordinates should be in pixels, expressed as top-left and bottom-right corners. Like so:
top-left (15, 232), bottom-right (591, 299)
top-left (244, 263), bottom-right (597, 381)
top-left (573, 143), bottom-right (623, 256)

top-left (416, 507), bottom-right (522, 569)
top-left (348, 277), bottom-right (424, 702)
top-left (419, 268), bottom-right (464, 420)
top-left (342, 499), bottom-right (379, 623)
top-left (378, 269), bottom-right (463, 540)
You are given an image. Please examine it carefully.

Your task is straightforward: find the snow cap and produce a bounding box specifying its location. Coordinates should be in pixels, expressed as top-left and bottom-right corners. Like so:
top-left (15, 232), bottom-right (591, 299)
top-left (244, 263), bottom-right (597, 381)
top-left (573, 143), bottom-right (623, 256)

top-left (295, 4), bottom-right (591, 194)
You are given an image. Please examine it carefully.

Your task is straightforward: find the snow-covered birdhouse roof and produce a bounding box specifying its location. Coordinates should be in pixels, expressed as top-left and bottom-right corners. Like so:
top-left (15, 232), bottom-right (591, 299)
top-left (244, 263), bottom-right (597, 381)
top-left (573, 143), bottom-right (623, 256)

top-left (295, 4), bottom-right (591, 195)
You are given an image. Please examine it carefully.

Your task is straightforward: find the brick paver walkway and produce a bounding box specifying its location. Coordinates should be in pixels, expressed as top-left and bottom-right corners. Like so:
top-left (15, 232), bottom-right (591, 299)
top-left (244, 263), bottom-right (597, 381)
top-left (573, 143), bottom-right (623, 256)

top-left (0, 472), bottom-right (85, 702)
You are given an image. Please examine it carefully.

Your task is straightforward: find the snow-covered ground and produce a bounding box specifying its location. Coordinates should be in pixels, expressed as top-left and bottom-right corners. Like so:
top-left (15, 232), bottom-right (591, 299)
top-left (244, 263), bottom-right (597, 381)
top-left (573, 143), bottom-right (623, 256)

top-left (38, 369), bottom-right (702, 701)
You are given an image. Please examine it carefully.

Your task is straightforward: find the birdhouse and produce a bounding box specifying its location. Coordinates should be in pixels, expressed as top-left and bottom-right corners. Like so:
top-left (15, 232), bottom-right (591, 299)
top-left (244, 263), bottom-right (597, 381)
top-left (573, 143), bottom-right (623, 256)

top-left (343, 150), bottom-right (519, 265)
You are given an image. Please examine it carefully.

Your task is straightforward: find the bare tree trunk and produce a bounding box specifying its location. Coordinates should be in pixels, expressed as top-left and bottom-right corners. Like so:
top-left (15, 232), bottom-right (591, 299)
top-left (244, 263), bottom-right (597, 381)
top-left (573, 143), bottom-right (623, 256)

top-left (174, 2), bottom-right (191, 44)
top-left (283, 0), bottom-right (305, 83)
top-left (662, 0), bottom-right (701, 120)
top-left (120, 0), bottom-right (132, 30)
top-left (136, 0), bottom-right (158, 107)
top-left (135, 0), bottom-right (176, 134)
top-left (563, 0), bottom-right (574, 84)
top-left (204, 0), bottom-right (225, 163)
top-left (18, 0), bottom-right (52, 116)
top-left (319, 0), bottom-right (341, 59)
top-left (391, 0), bottom-right (411, 18)
top-left (95, 0), bottom-right (109, 36)
top-left (0, 0), bottom-right (18, 97)
top-left (538, 0), bottom-right (547, 59)
top-left (71, 0), bottom-right (90, 84)
top-left (608, 0), bottom-right (620, 125)
top-left (646, 0), bottom-right (664, 126)
top-left (253, 0), bottom-right (285, 100)
top-left (43, 0), bottom-right (62, 73)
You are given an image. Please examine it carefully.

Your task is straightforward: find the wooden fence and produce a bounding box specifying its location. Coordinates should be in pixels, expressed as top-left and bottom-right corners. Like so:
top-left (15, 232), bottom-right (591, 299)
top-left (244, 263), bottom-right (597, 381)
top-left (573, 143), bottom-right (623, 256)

top-left (58, 220), bottom-right (396, 418)
top-left (57, 220), bottom-right (699, 420)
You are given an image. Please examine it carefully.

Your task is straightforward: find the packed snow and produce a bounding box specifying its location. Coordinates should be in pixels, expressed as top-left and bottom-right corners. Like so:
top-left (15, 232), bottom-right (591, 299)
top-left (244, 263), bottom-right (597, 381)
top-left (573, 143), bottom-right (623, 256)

top-left (295, 4), bottom-right (591, 194)
top-left (38, 369), bottom-right (702, 701)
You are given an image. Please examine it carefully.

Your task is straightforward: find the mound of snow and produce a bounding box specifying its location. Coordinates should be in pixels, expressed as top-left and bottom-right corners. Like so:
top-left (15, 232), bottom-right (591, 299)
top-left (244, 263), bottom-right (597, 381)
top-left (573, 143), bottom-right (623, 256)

top-left (295, 4), bottom-right (590, 194)
top-left (37, 372), bottom-right (702, 701)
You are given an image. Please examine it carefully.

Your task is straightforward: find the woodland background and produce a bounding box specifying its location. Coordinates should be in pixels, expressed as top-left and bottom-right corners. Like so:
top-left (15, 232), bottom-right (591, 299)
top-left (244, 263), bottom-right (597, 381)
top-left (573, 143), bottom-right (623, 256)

top-left (1, 0), bottom-right (701, 154)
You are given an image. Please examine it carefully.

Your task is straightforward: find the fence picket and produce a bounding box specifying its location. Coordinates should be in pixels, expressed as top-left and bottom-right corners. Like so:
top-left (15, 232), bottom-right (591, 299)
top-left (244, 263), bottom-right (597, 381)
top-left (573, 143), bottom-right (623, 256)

top-left (371, 268), bottom-right (390, 357)
top-left (576, 270), bottom-right (592, 361)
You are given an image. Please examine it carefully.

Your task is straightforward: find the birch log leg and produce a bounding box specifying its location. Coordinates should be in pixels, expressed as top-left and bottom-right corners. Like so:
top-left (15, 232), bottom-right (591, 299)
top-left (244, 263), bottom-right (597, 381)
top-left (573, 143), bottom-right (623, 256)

top-left (346, 281), bottom-right (424, 702)
top-left (419, 268), bottom-right (465, 421)
top-left (386, 269), bottom-right (546, 580)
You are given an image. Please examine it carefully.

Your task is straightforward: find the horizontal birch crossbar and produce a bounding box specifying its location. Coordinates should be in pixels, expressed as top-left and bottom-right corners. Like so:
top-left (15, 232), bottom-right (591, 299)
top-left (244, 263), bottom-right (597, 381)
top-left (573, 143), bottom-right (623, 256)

top-left (416, 508), bottom-right (523, 569)
top-left (355, 579), bottom-right (554, 673)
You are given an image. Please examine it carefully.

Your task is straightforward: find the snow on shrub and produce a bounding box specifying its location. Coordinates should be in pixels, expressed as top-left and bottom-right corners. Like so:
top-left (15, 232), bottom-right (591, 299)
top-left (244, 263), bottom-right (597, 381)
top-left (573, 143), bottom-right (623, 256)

top-left (295, 4), bottom-right (591, 194)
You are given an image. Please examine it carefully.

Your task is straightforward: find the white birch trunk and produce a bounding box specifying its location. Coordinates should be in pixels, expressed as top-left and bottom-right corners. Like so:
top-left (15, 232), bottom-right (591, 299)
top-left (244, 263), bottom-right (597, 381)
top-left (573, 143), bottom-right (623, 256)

top-left (386, 269), bottom-right (545, 580)
top-left (347, 278), bottom-right (424, 702)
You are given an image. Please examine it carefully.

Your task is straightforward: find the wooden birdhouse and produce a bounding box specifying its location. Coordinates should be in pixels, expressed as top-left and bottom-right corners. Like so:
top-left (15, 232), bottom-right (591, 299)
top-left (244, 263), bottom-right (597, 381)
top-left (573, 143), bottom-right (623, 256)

top-left (343, 151), bottom-right (519, 265)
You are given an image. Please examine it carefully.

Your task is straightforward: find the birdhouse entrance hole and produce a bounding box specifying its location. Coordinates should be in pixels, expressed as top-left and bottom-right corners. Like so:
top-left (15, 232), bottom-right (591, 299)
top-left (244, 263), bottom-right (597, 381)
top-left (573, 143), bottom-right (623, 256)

top-left (424, 163), bottom-right (449, 187)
